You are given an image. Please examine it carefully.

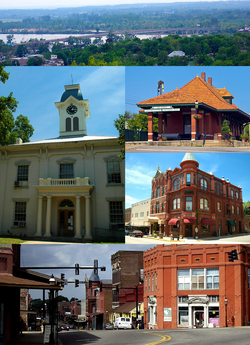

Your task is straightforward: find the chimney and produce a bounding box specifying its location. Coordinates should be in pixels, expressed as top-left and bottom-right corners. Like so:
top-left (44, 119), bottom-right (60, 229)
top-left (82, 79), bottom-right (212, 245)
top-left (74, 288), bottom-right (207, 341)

top-left (208, 77), bottom-right (212, 85)
top-left (16, 138), bottom-right (23, 145)
top-left (201, 72), bottom-right (206, 81)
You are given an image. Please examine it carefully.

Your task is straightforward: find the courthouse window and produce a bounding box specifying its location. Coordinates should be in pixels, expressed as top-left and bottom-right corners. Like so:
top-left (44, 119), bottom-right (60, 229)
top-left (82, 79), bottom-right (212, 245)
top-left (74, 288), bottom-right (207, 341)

top-left (14, 202), bottom-right (26, 225)
top-left (107, 161), bottom-right (121, 184)
top-left (109, 201), bottom-right (124, 229)
top-left (17, 165), bottom-right (29, 181)
top-left (59, 163), bottom-right (74, 179)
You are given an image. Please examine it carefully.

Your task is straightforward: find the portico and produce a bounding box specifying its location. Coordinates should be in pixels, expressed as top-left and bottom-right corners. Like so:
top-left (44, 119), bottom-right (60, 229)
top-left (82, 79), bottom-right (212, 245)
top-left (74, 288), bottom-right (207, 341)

top-left (34, 177), bottom-right (94, 239)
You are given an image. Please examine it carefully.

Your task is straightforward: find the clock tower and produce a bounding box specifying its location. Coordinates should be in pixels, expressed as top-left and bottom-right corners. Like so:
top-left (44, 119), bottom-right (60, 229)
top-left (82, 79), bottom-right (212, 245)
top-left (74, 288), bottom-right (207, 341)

top-left (55, 84), bottom-right (90, 137)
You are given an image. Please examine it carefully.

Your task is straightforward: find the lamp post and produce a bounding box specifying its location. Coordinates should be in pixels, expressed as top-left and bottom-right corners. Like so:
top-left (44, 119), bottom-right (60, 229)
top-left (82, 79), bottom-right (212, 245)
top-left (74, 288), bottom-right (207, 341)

top-left (224, 298), bottom-right (228, 327)
top-left (49, 275), bottom-right (56, 345)
top-left (195, 100), bottom-right (199, 140)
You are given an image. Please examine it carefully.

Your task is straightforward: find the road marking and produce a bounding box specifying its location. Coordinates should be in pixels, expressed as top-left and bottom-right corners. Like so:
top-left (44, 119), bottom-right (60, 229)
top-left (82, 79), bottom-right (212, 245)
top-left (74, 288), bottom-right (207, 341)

top-left (144, 332), bottom-right (171, 344)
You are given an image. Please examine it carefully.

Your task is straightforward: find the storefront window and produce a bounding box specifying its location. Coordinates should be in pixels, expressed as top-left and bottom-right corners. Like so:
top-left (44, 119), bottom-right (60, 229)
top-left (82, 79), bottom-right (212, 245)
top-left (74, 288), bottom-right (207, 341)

top-left (178, 307), bottom-right (189, 326)
top-left (208, 307), bottom-right (220, 327)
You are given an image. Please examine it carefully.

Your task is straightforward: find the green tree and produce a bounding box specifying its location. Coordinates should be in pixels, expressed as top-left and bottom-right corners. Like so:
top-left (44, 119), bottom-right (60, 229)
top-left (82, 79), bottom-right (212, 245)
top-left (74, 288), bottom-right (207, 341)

top-left (243, 201), bottom-right (250, 215)
top-left (0, 67), bottom-right (18, 145)
top-left (26, 56), bottom-right (44, 66)
top-left (114, 114), bottom-right (125, 160)
top-left (15, 44), bottom-right (28, 57)
top-left (127, 113), bottom-right (158, 132)
top-left (221, 119), bottom-right (232, 140)
top-left (0, 67), bottom-right (34, 146)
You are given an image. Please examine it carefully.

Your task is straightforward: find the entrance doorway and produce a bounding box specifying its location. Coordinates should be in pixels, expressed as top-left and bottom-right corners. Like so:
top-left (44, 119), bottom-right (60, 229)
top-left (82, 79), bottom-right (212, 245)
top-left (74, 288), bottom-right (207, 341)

top-left (183, 115), bottom-right (191, 139)
top-left (193, 307), bottom-right (204, 328)
top-left (185, 224), bottom-right (192, 237)
top-left (58, 199), bottom-right (75, 236)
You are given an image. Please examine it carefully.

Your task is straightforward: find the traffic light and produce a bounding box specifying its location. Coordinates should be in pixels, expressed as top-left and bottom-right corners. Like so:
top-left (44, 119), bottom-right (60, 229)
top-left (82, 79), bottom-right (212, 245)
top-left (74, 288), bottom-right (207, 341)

top-left (99, 282), bottom-right (103, 292)
top-left (94, 259), bottom-right (98, 275)
top-left (61, 273), bottom-right (65, 286)
top-left (228, 249), bottom-right (238, 262)
top-left (75, 279), bottom-right (79, 288)
top-left (75, 263), bottom-right (79, 275)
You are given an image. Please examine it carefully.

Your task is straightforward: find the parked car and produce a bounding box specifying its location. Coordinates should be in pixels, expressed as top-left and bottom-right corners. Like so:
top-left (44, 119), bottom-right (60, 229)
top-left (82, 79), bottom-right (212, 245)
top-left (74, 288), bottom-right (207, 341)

top-left (114, 317), bottom-right (132, 329)
top-left (60, 324), bottom-right (69, 331)
top-left (125, 230), bottom-right (130, 235)
top-left (104, 322), bottom-right (114, 330)
top-left (129, 230), bottom-right (144, 237)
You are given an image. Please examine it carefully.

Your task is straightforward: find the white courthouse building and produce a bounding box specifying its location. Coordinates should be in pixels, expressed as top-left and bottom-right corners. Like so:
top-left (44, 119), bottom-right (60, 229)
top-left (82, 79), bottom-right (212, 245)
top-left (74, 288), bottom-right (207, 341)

top-left (0, 84), bottom-right (125, 242)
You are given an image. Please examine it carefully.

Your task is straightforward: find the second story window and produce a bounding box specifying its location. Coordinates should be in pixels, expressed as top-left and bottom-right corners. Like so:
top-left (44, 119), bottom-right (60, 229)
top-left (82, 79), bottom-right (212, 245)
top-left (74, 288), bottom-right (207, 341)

top-left (186, 174), bottom-right (191, 186)
top-left (17, 165), bottom-right (29, 182)
top-left (59, 163), bottom-right (74, 179)
top-left (156, 202), bottom-right (160, 213)
top-left (107, 161), bottom-right (121, 184)
top-left (186, 197), bottom-right (192, 211)
top-left (200, 179), bottom-right (208, 191)
top-left (217, 202), bottom-right (221, 212)
top-left (156, 187), bottom-right (161, 198)
top-left (232, 205), bottom-right (235, 214)
top-left (200, 198), bottom-right (208, 210)
top-left (173, 198), bottom-right (180, 210)
top-left (231, 190), bottom-right (234, 199)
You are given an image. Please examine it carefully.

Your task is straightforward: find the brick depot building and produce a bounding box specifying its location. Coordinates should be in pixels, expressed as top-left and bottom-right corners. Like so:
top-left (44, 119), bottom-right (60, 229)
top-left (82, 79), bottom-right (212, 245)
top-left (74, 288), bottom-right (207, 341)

top-left (137, 72), bottom-right (250, 141)
top-left (143, 244), bottom-right (250, 329)
top-left (149, 153), bottom-right (244, 238)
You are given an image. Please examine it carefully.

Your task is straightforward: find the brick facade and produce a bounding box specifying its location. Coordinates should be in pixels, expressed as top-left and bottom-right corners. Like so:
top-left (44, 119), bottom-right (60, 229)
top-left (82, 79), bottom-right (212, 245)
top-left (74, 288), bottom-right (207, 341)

top-left (149, 153), bottom-right (244, 238)
top-left (143, 244), bottom-right (250, 329)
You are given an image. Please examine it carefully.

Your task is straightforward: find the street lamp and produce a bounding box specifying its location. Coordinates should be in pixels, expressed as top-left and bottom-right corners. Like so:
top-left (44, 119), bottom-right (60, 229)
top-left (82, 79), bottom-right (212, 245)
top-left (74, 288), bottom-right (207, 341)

top-left (224, 298), bottom-right (228, 327)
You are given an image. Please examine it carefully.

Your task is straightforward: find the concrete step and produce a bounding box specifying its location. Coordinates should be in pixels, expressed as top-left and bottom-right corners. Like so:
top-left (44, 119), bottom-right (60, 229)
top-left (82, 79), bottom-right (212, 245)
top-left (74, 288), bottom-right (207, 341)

top-left (204, 140), bottom-right (232, 147)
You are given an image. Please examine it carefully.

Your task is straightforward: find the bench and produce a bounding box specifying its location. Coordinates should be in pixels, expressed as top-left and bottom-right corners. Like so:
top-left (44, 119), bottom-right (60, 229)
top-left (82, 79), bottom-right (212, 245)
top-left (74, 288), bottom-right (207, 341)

top-left (160, 133), bottom-right (181, 140)
top-left (171, 232), bottom-right (179, 240)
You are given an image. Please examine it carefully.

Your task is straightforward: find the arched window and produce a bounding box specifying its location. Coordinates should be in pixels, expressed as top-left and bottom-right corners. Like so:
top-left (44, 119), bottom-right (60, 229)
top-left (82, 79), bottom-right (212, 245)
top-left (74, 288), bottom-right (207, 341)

top-left (173, 179), bottom-right (180, 191)
top-left (200, 179), bottom-right (208, 191)
top-left (73, 117), bottom-right (79, 131)
top-left (59, 199), bottom-right (74, 208)
top-left (66, 117), bottom-right (71, 132)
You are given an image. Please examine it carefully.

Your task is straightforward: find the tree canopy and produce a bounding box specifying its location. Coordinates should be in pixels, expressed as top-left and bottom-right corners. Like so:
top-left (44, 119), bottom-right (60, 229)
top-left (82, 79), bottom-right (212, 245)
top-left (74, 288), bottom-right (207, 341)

top-left (0, 67), bottom-right (34, 146)
top-left (114, 114), bottom-right (125, 160)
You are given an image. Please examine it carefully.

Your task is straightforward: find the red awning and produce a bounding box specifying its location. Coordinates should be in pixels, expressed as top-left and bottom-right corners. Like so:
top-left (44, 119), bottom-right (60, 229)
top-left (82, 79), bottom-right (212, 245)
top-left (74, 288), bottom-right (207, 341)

top-left (183, 219), bottom-right (194, 224)
top-left (201, 218), bottom-right (213, 226)
top-left (168, 218), bottom-right (179, 225)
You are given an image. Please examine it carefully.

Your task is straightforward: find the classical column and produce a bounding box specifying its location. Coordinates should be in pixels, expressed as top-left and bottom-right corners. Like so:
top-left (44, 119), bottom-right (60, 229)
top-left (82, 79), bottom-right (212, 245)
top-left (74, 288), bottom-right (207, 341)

top-left (35, 196), bottom-right (43, 236)
top-left (84, 196), bottom-right (92, 239)
top-left (44, 196), bottom-right (52, 237)
top-left (148, 112), bottom-right (153, 141)
top-left (74, 196), bottom-right (82, 239)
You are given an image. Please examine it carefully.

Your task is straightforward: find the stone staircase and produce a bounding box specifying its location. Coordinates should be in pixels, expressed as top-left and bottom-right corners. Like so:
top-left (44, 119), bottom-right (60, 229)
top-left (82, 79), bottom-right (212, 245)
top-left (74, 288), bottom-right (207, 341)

top-left (204, 140), bottom-right (233, 147)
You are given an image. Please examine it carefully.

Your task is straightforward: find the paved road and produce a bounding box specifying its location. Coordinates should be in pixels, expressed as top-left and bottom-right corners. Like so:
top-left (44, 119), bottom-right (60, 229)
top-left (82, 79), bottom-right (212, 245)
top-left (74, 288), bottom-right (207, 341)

top-left (126, 234), bottom-right (250, 244)
top-left (126, 145), bottom-right (250, 153)
top-left (59, 327), bottom-right (250, 345)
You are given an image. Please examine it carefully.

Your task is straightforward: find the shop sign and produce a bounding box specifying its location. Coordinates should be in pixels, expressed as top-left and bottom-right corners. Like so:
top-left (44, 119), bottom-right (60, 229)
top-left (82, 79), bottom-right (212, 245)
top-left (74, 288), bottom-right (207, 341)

top-left (164, 308), bottom-right (172, 321)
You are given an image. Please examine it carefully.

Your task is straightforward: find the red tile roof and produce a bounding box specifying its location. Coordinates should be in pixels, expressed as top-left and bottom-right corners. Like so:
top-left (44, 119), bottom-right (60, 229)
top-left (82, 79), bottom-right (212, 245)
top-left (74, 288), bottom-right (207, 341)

top-left (137, 75), bottom-right (239, 111)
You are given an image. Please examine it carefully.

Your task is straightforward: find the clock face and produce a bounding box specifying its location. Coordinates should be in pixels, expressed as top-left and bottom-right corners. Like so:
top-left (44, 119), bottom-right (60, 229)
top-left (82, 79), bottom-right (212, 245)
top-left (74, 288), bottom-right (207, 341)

top-left (66, 104), bottom-right (78, 115)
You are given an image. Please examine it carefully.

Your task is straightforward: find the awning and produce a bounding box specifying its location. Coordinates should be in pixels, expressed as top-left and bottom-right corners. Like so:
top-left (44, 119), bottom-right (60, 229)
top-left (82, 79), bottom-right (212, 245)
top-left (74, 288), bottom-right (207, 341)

top-left (183, 219), bottom-right (194, 224)
top-left (168, 218), bottom-right (179, 225)
top-left (201, 218), bottom-right (213, 226)
top-left (227, 220), bottom-right (235, 226)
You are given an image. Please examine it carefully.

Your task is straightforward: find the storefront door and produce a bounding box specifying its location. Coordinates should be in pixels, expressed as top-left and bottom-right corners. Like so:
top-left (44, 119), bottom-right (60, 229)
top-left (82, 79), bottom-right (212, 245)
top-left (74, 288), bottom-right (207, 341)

top-left (185, 224), bottom-right (192, 237)
top-left (58, 210), bottom-right (74, 236)
top-left (193, 307), bottom-right (204, 328)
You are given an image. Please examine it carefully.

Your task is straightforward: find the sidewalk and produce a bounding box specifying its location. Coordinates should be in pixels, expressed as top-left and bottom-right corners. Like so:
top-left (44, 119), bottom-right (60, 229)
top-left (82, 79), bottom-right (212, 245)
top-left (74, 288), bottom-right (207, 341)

top-left (12, 332), bottom-right (63, 345)
top-left (144, 232), bottom-right (250, 242)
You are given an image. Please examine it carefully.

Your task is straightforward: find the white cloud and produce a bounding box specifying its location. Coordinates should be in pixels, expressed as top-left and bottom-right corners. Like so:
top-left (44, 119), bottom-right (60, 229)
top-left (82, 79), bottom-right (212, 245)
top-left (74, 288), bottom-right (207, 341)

top-left (125, 166), bottom-right (154, 186)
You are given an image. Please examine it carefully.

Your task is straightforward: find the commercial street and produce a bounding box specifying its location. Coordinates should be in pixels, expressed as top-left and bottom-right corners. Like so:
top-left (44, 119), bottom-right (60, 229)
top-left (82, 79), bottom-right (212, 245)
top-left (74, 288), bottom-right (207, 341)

top-left (126, 233), bottom-right (250, 244)
top-left (58, 327), bottom-right (250, 345)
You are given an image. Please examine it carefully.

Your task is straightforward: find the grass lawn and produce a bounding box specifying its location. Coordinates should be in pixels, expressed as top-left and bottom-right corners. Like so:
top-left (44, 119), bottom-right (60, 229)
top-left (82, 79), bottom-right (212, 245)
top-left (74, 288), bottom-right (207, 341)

top-left (0, 238), bottom-right (27, 244)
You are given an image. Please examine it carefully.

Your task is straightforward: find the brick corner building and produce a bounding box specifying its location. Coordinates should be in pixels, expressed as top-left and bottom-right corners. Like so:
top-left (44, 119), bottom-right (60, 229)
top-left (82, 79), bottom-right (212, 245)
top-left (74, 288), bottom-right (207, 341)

top-left (143, 244), bottom-right (250, 329)
top-left (149, 153), bottom-right (244, 238)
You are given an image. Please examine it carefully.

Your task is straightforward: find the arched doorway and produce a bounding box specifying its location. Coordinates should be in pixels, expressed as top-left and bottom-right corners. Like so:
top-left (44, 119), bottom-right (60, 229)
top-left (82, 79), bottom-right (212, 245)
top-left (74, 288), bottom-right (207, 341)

top-left (58, 199), bottom-right (75, 236)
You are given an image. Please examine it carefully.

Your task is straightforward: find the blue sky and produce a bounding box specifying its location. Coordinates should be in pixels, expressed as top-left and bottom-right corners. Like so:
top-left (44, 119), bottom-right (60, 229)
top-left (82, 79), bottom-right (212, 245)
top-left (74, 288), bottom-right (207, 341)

top-left (125, 153), bottom-right (250, 208)
top-left (126, 66), bottom-right (250, 115)
top-left (1, 66), bottom-right (125, 141)
top-left (21, 244), bottom-right (154, 300)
